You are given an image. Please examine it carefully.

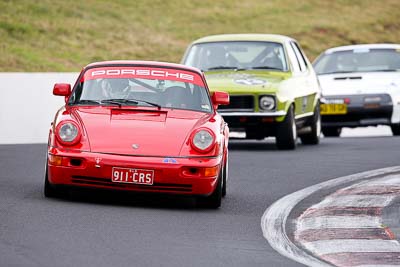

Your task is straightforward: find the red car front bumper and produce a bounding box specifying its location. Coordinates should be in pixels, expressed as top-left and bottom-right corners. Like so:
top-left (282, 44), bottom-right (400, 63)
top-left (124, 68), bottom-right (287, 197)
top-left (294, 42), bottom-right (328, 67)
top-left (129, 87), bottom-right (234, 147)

top-left (47, 147), bottom-right (222, 196)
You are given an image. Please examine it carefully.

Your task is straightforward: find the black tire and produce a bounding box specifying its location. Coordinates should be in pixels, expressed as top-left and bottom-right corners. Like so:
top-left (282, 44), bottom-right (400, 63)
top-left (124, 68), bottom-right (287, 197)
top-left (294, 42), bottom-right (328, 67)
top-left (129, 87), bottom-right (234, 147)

top-left (198, 169), bottom-right (223, 209)
top-left (276, 105), bottom-right (297, 150)
top-left (44, 165), bottom-right (65, 198)
top-left (322, 127), bottom-right (342, 137)
top-left (300, 104), bottom-right (321, 145)
top-left (391, 124), bottom-right (400, 136)
top-left (222, 157), bottom-right (228, 198)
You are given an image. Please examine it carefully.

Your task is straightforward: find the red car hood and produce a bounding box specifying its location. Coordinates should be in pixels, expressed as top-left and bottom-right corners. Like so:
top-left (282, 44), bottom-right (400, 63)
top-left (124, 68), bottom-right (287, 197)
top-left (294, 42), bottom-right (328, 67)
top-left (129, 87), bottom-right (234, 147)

top-left (73, 107), bottom-right (211, 156)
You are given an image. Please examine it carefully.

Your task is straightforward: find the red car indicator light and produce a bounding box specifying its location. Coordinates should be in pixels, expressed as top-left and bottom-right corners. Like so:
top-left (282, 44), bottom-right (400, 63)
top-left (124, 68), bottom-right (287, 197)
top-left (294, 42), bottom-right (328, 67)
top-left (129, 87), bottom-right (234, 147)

top-left (48, 154), bottom-right (84, 167)
top-left (181, 166), bottom-right (220, 178)
top-left (344, 98), bottom-right (351, 104)
top-left (204, 166), bottom-right (219, 177)
top-left (48, 154), bottom-right (62, 166)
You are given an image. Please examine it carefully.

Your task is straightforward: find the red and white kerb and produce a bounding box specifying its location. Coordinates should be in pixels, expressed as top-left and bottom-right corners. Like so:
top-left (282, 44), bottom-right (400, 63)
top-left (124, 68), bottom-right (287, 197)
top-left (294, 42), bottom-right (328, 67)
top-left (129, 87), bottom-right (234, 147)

top-left (82, 66), bottom-right (204, 86)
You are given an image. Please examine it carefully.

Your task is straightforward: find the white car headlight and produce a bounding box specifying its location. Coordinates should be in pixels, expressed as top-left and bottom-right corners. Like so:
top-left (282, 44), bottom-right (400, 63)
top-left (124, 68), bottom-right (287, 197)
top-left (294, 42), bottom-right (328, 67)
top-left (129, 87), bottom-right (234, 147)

top-left (259, 95), bottom-right (275, 111)
top-left (191, 129), bottom-right (215, 152)
top-left (56, 121), bottom-right (81, 145)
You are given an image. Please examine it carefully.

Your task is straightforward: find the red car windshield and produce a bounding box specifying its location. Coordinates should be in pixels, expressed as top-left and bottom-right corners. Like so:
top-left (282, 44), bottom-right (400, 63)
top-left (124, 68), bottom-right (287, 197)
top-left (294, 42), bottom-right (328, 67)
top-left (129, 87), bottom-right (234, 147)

top-left (68, 66), bottom-right (212, 113)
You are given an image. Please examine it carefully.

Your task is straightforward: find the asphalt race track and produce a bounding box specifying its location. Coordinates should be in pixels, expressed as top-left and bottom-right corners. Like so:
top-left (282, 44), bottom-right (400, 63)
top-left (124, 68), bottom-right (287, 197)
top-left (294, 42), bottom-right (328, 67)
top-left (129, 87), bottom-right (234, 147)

top-left (1, 134), bottom-right (400, 267)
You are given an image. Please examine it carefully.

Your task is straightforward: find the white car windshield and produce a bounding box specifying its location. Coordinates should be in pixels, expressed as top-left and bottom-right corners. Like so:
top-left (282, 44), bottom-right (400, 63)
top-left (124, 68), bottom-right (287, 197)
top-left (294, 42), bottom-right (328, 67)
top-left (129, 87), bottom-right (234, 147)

top-left (314, 48), bottom-right (400, 74)
top-left (184, 41), bottom-right (288, 72)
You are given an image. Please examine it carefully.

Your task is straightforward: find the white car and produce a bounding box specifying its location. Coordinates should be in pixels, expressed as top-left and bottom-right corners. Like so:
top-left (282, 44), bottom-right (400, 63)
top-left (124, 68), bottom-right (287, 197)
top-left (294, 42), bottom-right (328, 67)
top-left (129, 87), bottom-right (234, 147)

top-left (313, 44), bottom-right (400, 137)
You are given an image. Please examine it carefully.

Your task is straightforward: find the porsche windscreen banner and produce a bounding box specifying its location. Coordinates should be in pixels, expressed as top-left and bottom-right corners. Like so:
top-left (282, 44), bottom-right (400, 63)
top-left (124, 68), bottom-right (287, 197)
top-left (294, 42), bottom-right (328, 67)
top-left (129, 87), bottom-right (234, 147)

top-left (82, 66), bottom-right (204, 86)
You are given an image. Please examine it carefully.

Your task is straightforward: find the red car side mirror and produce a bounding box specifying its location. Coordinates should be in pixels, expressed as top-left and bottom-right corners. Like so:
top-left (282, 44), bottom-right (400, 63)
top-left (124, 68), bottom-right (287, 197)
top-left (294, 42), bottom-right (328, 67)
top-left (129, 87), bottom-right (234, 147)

top-left (53, 83), bottom-right (71, 96)
top-left (212, 91), bottom-right (230, 108)
top-left (53, 83), bottom-right (71, 103)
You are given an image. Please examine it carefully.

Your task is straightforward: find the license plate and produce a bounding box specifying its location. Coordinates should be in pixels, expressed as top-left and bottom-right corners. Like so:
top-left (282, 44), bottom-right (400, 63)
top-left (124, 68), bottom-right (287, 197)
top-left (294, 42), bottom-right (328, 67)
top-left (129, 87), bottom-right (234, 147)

top-left (112, 167), bottom-right (154, 185)
top-left (320, 103), bottom-right (347, 115)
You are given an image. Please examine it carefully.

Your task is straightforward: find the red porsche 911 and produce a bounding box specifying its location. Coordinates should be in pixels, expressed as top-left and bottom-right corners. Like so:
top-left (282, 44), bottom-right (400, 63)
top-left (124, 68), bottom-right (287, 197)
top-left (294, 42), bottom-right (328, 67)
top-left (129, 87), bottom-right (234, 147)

top-left (45, 61), bottom-right (230, 208)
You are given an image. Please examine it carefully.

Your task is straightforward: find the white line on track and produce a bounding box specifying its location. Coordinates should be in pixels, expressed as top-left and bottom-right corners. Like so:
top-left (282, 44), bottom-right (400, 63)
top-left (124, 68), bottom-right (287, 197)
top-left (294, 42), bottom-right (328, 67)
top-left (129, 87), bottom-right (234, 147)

top-left (358, 174), bottom-right (400, 186)
top-left (312, 194), bottom-right (396, 209)
top-left (297, 215), bottom-right (381, 231)
top-left (261, 166), bottom-right (400, 267)
top-left (302, 239), bottom-right (400, 255)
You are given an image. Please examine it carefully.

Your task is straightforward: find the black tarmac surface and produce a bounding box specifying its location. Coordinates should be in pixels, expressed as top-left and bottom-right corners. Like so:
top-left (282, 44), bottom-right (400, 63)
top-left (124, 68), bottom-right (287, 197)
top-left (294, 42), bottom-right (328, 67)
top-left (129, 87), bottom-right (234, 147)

top-left (1, 136), bottom-right (400, 267)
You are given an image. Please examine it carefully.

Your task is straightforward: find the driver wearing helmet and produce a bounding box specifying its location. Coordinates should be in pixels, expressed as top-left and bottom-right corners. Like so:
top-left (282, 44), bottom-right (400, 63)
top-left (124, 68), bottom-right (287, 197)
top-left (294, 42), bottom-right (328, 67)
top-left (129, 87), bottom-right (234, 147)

top-left (100, 78), bottom-right (130, 99)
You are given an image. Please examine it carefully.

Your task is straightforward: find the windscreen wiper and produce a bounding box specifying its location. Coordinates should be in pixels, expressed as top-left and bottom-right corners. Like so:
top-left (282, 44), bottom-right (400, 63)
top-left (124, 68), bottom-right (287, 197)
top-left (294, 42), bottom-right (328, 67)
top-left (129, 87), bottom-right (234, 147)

top-left (128, 98), bottom-right (161, 109)
top-left (377, 69), bottom-right (400, 72)
top-left (77, 99), bottom-right (103, 105)
top-left (318, 71), bottom-right (357, 75)
top-left (102, 99), bottom-right (139, 107)
top-left (251, 66), bottom-right (283, 71)
top-left (102, 98), bottom-right (161, 109)
top-left (207, 66), bottom-right (239, 71)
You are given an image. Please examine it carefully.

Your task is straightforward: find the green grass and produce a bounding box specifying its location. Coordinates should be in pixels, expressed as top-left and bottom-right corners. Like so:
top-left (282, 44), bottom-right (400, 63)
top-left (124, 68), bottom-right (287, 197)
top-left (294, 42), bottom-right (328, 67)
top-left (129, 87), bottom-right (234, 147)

top-left (1, 0), bottom-right (399, 71)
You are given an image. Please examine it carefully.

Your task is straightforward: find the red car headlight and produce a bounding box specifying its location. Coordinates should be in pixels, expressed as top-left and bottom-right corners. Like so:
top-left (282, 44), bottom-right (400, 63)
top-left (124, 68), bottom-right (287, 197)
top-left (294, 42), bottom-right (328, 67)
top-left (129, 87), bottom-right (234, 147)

top-left (190, 128), bottom-right (215, 153)
top-left (55, 121), bottom-right (81, 145)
